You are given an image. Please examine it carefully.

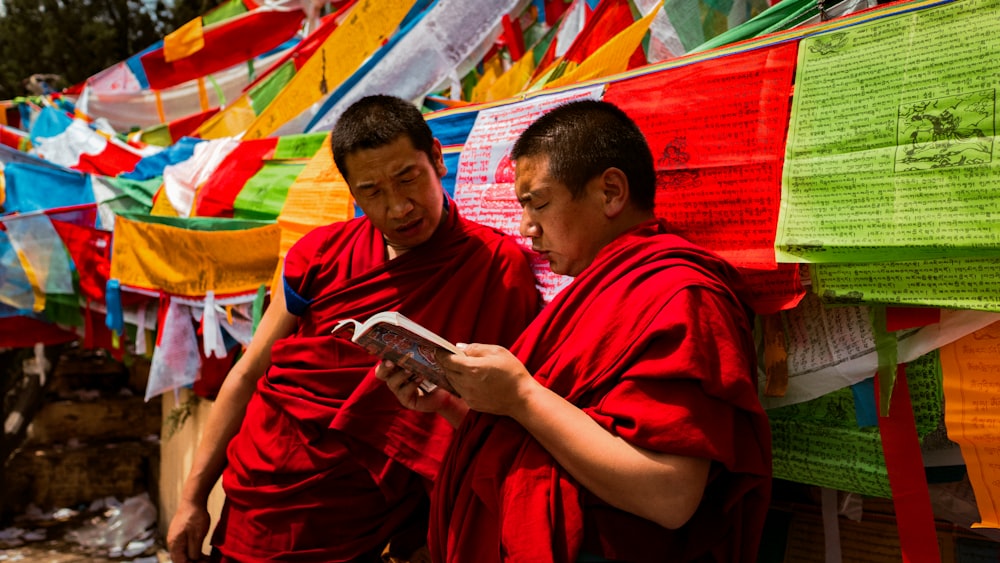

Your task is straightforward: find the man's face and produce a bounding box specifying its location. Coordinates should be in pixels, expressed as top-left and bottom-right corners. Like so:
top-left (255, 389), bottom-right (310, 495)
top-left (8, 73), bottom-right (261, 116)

top-left (344, 136), bottom-right (448, 254)
top-left (515, 155), bottom-right (609, 277)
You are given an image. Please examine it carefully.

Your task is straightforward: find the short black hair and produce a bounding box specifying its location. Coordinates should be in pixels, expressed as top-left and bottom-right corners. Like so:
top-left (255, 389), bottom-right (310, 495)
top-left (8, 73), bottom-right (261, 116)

top-left (331, 95), bottom-right (436, 181)
top-left (511, 100), bottom-right (655, 210)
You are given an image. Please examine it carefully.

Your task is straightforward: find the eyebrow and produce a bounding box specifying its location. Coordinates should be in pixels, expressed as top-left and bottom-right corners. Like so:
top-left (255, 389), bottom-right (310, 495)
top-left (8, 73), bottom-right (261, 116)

top-left (516, 187), bottom-right (547, 206)
top-left (354, 164), bottom-right (419, 191)
top-left (393, 164), bottom-right (418, 179)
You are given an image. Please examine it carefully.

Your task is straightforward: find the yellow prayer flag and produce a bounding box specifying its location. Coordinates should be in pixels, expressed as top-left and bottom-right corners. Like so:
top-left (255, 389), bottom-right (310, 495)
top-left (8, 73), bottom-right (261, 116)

top-left (15, 249), bottom-right (45, 313)
top-left (272, 134), bottom-right (354, 292)
top-left (940, 320), bottom-right (1000, 529)
top-left (150, 185), bottom-right (180, 217)
top-left (163, 18), bottom-right (206, 63)
top-left (545, 4), bottom-right (660, 90)
top-left (481, 52), bottom-right (536, 102)
top-left (111, 215), bottom-right (282, 297)
top-left (244, 0), bottom-right (417, 140)
top-left (197, 95), bottom-right (257, 139)
top-left (470, 53), bottom-right (506, 103)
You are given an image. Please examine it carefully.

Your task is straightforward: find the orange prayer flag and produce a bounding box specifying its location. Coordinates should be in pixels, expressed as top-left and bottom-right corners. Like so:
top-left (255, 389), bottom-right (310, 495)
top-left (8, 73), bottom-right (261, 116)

top-left (941, 321), bottom-right (1000, 529)
top-left (163, 18), bottom-right (206, 63)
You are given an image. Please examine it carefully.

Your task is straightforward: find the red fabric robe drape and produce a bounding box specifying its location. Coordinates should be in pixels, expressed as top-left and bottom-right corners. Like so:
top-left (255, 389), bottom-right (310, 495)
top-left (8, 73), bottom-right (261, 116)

top-left (431, 219), bottom-right (771, 563)
top-left (214, 204), bottom-right (539, 562)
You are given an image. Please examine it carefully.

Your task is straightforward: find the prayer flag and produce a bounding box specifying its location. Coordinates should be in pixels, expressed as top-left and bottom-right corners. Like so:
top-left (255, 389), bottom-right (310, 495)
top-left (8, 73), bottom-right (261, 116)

top-left (144, 7), bottom-right (304, 90)
top-left (30, 108), bottom-right (145, 176)
top-left (242, 0), bottom-right (419, 140)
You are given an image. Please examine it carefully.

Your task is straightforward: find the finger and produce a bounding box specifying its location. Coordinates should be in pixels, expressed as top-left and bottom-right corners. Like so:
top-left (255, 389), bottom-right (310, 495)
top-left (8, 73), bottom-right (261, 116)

top-left (390, 371), bottom-right (411, 394)
top-left (374, 362), bottom-right (389, 381)
top-left (457, 342), bottom-right (499, 358)
top-left (374, 360), bottom-right (396, 380)
top-left (438, 346), bottom-right (468, 368)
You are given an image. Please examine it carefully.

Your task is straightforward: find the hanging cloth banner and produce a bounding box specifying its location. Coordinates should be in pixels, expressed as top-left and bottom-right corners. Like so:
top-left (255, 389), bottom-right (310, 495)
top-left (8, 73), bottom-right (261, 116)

top-left (242, 0), bottom-right (420, 140)
top-left (876, 365), bottom-right (941, 563)
top-left (306, 0), bottom-right (522, 133)
top-left (603, 41), bottom-right (804, 314)
top-left (193, 4), bottom-right (351, 140)
top-left (147, 7), bottom-right (305, 89)
top-left (3, 213), bottom-right (76, 312)
top-left (274, 133), bottom-right (354, 268)
top-left (544, 0), bottom-right (659, 89)
top-left (163, 17), bottom-right (206, 63)
top-left (940, 321), bottom-right (1000, 530)
top-left (110, 214), bottom-right (281, 297)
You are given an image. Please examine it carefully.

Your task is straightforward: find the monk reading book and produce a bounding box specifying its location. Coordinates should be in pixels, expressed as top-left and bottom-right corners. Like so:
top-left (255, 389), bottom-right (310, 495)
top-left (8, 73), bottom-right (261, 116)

top-left (378, 100), bottom-right (771, 562)
top-left (167, 95), bottom-right (539, 563)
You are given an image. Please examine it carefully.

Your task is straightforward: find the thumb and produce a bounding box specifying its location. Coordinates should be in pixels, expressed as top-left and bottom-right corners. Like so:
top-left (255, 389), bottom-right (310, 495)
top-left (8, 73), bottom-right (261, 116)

top-left (455, 342), bottom-right (488, 357)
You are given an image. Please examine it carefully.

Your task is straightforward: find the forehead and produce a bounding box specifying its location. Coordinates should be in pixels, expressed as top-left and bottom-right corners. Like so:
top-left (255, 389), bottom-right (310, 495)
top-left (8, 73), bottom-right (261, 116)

top-left (514, 154), bottom-right (570, 197)
top-left (343, 136), bottom-right (422, 183)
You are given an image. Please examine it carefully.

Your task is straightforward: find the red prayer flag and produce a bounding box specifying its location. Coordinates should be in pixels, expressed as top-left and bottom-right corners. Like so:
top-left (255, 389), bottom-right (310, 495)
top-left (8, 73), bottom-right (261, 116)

top-left (140, 8), bottom-right (305, 91)
top-left (886, 306), bottom-right (941, 331)
top-left (604, 42), bottom-right (802, 313)
top-left (560, 0), bottom-right (644, 66)
top-left (192, 137), bottom-right (277, 217)
top-left (168, 108), bottom-right (220, 141)
top-left (875, 365), bottom-right (941, 563)
top-left (0, 316), bottom-right (77, 347)
top-left (604, 43), bottom-right (798, 268)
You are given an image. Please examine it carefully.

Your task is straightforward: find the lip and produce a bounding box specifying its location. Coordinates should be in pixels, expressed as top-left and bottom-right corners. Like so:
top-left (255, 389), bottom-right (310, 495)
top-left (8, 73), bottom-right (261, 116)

top-left (395, 218), bottom-right (424, 237)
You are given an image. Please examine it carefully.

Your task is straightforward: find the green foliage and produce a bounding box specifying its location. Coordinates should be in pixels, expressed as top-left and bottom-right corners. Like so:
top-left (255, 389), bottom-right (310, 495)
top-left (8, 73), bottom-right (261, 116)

top-left (0, 0), bottom-right (225, 99)
top-left (163, 391), bottom-right (200, 440)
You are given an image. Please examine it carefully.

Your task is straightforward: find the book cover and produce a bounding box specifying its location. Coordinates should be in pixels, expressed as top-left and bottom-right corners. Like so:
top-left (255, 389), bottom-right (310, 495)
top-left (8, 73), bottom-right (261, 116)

top-left (332, 312), bottom-right (460, 396)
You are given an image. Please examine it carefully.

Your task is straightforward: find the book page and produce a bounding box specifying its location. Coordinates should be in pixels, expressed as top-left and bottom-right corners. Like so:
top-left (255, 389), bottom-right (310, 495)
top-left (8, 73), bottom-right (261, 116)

top-left (453, 86), bottom-right (604, 303)
top-left (776, 0), bottom-right (1000, 263)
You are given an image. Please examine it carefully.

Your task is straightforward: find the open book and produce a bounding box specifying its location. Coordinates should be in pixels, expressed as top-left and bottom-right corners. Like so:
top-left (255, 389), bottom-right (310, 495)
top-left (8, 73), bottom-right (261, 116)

top-left (332, 311), bottom-right (460, 396)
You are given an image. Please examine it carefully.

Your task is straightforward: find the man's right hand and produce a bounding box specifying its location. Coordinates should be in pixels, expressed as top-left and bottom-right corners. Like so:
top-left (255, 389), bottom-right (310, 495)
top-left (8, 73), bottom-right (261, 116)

top-left (167, 500), bottom-right (211, 563)
top-left (375, 359), bottom-right (469, 427)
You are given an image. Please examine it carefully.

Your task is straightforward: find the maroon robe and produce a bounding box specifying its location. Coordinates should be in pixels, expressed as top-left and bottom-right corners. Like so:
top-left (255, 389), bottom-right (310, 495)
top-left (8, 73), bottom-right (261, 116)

top-left (431, 220), bottom-right (771, 563)
top-left (213, 204), bottom-right (539, 562)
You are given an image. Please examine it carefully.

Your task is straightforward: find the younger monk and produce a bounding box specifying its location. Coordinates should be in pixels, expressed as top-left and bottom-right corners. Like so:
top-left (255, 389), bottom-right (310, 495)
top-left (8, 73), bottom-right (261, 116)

top-left (167, 95), bottom-right (539, 563)
top-left (379, 100), bottom-right (771, 562)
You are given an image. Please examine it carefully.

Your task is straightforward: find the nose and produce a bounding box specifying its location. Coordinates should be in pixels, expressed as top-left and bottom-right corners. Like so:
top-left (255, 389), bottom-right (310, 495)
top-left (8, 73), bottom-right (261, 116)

top-left (519, 212), bottom-right (540, 238)
top-left (387, 190), bottom-right (415, 219)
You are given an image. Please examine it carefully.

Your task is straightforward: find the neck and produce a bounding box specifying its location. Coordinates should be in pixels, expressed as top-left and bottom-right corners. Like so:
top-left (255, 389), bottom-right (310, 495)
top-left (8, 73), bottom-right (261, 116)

top-left (608, 208), bottom-right (655, 239)
top-left (384, 199), bottom-right (450, 260)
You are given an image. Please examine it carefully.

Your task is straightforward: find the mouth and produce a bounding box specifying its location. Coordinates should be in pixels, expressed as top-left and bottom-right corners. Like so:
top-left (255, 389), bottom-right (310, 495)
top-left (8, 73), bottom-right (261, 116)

top-left (395, 218), bottom-right (424, 237)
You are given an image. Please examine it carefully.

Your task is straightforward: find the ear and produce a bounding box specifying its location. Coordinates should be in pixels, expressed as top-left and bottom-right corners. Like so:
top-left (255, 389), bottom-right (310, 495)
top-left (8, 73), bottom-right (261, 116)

top-left (598, 167), bottom-right (630, 218)
top-left (431, 138), bottom-right (448, 178)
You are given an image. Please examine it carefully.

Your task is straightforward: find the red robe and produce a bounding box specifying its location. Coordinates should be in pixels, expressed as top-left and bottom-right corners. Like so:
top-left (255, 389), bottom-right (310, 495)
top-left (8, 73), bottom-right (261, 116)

top-left (213, 204), bottom-right (539, 562)
top-left (431, 220), bottom-right (771, 563)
